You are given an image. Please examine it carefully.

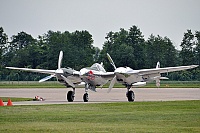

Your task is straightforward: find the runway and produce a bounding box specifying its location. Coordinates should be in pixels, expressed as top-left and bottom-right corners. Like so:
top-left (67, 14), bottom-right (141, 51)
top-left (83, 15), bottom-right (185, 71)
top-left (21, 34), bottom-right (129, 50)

top-left (0, 88), bottom-right (200, 105)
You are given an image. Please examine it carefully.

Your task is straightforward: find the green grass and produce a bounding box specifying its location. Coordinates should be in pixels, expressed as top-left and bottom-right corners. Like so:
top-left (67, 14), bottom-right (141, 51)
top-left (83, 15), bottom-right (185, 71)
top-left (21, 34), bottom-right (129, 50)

top-left (0, 97), bottom-right (33, 102)
top-left (0, 101), bottom-right (200, 132)
top-left (0, 81), bottom-right (65, 88)
top-left (0, 81), bottom-right (200, 88)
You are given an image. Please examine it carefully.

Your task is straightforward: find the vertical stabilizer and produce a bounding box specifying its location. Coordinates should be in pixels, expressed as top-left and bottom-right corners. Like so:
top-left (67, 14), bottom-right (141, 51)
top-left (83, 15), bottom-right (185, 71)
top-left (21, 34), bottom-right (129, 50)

top-left (156, 62), bottom-right (160, 69)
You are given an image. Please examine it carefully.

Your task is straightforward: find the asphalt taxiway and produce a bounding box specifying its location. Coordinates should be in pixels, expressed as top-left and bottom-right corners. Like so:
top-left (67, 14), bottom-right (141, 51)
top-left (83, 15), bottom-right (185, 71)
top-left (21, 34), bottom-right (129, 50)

top-left (0, 88), bottom-right (200, 105)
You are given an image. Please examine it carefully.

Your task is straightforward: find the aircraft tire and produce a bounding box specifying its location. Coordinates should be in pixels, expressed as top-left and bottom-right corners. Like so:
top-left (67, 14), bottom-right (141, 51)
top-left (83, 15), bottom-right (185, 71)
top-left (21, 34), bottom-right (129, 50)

top-left (83, 93), bottom-right (89, 102)
top-left (67, 91), bottom-right (74, 102)
top-left (127, 91), bottom-right (135, 102)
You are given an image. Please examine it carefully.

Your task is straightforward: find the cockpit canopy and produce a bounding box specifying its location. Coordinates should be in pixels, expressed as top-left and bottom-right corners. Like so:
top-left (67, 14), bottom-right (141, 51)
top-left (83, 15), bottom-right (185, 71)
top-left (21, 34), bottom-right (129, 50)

top-left (90, 63), bottom-right (106, 72)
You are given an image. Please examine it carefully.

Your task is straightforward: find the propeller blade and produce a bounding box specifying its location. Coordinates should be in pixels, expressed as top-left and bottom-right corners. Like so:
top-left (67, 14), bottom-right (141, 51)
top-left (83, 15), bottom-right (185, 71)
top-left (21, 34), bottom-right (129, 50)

top-left (58, 51), bottom-right (63, 69)
top-left (107, 75), bottom-right (117, 93)
top-left (61, 75), bottom-right (75, 88)
top-left (39, 75), bottom-right (55, 83)
top-left (107, 53), bottom-right (117, 70)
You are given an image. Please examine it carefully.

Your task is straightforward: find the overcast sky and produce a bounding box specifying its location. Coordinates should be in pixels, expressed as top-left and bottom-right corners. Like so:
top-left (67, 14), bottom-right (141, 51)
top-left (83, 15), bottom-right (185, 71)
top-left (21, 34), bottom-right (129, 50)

top-left (1, 0), bottom-right (200, 49)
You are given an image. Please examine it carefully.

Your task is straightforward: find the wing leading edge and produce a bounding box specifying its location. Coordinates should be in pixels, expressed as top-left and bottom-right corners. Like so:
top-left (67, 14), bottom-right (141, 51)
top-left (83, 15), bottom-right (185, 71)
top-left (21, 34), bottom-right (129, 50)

top-left (127, 65), bottom-right (198, 75)
top-left (6, 67), bottom-right (56, 75)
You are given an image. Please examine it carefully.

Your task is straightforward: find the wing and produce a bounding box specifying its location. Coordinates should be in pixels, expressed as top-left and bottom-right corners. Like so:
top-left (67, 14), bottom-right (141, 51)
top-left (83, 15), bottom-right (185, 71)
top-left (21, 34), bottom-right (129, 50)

top-left (91, 71), bottom-right (115, 80)
top-left (6, 67), bottom-right (56, 75)
top-left (131, 65), bottom-right (198, 76)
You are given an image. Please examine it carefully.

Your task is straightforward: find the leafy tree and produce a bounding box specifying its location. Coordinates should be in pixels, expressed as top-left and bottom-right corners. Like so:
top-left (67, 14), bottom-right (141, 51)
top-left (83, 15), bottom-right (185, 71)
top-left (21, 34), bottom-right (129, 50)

top-left (37, 30), bottom-right (95, 70)
top-left (99, 26), bottom-right (145, 71)
top-left (4, 31), bottom-right (36, 68)
top-left (9, 31), bottom-right (35, 51)
top-left (93, 47), bottom-right (100, 62)
top-left (127, 26), bottom-right (145, 69)
top-left (146, 35), bottom-right (178, 68)
top-left (193, 31), bottom-right (200, 80)
top-left (1, 26), bottom-right (199, 81)
top-left (41, 30), bottom-right (68, 69)
top-left (0, 27), bottom-right (8, 80)
top-left (68, 30), bottom-right (95, 69)
top-left (180, 30), bottom-right (195, 65)
top-left (0, 27), bottom-right (7, 53)
top-left (194, 31), bottom-right (200, 65)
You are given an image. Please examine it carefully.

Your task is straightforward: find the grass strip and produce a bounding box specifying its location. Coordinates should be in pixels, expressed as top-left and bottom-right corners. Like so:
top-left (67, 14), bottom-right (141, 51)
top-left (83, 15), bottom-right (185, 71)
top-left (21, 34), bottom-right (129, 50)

top-left (0, 100), bottom-right (199, 132)
top-left (0, 97), bottom-right (33, 102)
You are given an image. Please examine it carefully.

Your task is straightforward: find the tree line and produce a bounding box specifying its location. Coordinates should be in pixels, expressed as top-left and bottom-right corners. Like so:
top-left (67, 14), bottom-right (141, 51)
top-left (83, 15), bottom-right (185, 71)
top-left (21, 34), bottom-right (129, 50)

top-left (0, 26), bottom-right (199, 81)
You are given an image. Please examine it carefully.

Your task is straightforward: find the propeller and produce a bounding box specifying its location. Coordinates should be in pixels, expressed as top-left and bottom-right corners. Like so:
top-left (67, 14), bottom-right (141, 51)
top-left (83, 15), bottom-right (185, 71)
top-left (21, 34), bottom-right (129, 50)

top-left (58, 51), bottom-right (63, 69)
top-left (107, 53), bottom-right (117, 70)
top-left (39, 74), bottom-right (55, 83)
top-left (107, 53), bottom-right (118, 93)
top-left (107, 75), bottom-right (117, 93)
top-left (38, 50), bottom-right (75, 88)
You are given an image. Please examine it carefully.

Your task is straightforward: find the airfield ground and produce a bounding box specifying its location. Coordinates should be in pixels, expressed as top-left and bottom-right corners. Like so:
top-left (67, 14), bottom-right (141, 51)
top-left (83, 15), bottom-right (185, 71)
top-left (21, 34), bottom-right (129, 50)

top-left (0, 88), bottom-right (200, 132)
top-left (0, 88), bottom-right (199, 105)
top-left (0, 100), bottom-right (200, 132)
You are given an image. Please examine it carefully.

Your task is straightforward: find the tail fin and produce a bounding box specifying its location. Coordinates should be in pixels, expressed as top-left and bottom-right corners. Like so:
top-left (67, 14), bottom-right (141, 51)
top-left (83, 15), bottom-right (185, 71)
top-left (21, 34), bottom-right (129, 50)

top-left (156, 62), bottom-right (160, 69)
top-left (100, 62), bottom-right (104, 67)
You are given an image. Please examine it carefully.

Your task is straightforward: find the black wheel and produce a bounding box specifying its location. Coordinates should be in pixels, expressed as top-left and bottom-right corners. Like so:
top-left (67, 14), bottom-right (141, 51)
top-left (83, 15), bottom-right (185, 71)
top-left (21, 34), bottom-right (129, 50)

top-left (127, 91), bottom-right (135, 102)
top-left (83, 93), bottom-right (89, 102)
top-left (67, 91), bottom-right (74, 102)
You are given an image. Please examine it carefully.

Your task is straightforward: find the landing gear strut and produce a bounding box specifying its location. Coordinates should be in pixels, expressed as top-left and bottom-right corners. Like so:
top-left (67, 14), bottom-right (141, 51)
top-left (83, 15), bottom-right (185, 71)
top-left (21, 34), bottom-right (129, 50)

top-left (67, 88), bottom-right (75, 102)
top-left (126, 85), bottom-right (135, 102)
top-left (83, 84), bottom-right (89, 102)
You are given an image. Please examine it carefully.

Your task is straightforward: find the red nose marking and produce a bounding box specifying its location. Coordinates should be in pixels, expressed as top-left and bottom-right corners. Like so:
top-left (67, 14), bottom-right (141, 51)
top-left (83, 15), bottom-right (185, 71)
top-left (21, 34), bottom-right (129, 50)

top-left (89, 70), bottom-right (93, 75)
top-left (87, 70), bottom-right (95, 80)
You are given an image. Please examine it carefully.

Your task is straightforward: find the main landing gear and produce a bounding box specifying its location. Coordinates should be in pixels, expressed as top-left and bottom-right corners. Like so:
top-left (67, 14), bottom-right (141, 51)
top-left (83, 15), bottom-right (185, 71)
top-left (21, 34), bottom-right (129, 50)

top-left (67, 88), bottom-right (75, 102)
top-left (83, 93), bottom-right (89, 102)
top-left (66, 85), bottom-right (90, 102)
top-left (83, 84), bottom-right (90, 102)
top-left (126, 85), bottom-right (135, 102)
